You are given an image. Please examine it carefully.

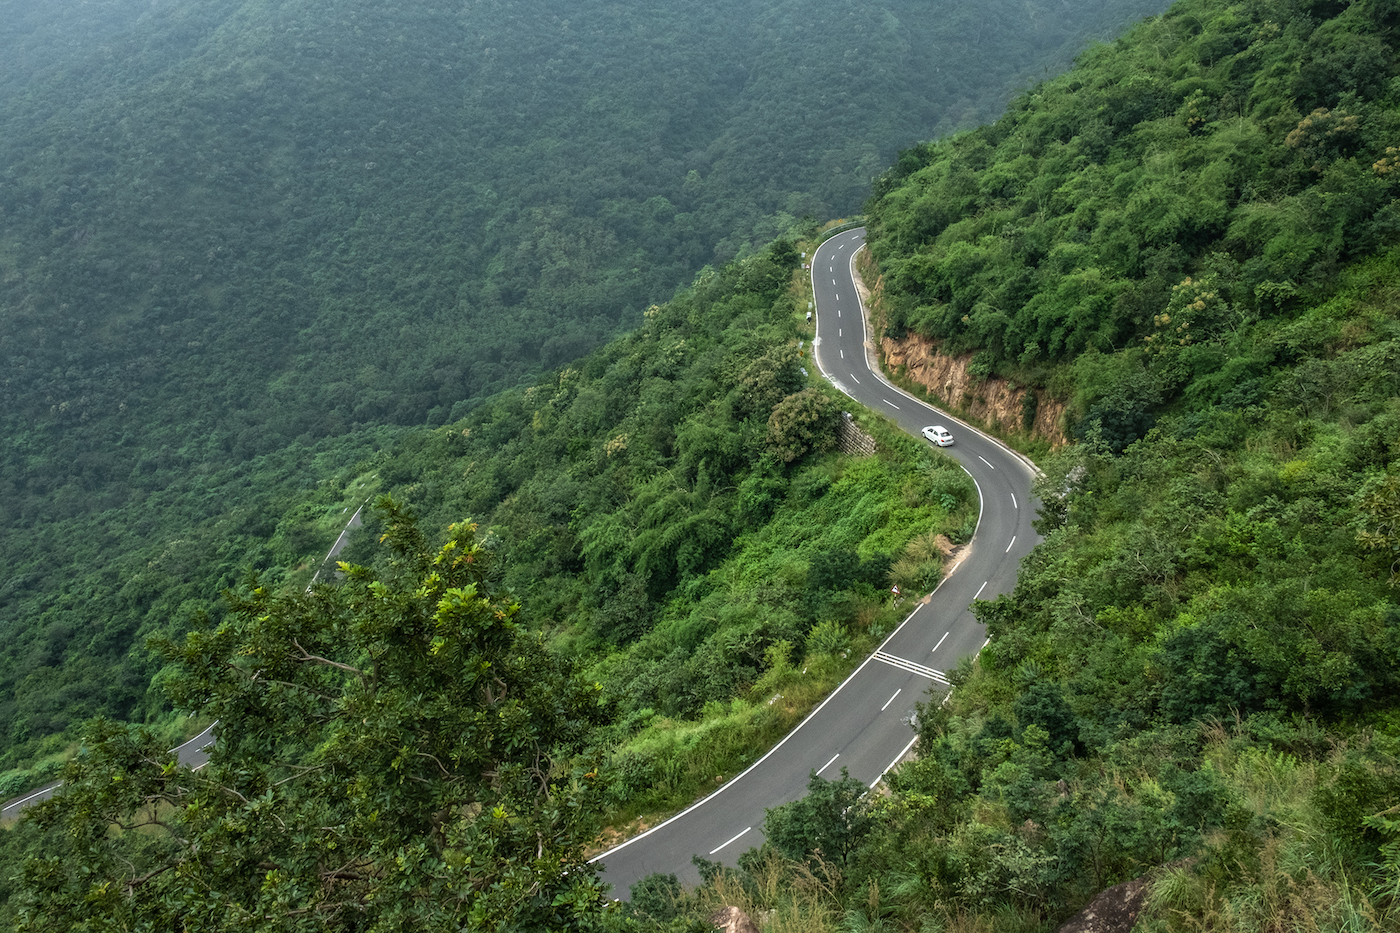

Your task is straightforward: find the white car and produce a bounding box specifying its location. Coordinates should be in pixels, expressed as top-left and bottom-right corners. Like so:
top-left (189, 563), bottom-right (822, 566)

top-left (922, 425), bottom-right (954, 447)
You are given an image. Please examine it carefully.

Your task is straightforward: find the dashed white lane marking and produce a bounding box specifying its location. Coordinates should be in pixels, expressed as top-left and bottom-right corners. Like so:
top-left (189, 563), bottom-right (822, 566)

top-left (873, 651), bottom-right (951, 685)
top-left (932, 631), bottom-right (950, 653)
top-left (974, 581), bottom-right (988, 600)
top-left (1005, 535), bottom-right (1016, 553)
top-left (839, 328), bottom-right (842, 337)
top-left (978, 455), bottom-right (995, 469)
top-left (840, 349), bottom-right (844, 359)
top-left (883, 398), bottom-right (900, 410)
top-left (850, 375), bottom-right (860, 384)
top-left (710, 827), bottom-right (752, 855)
top-left (833, 279), bottom-right (837, 285)
top-left (1012, 493), bottom-right (1018, 509)
top-left (881, 689), bottom-right (902, 711)
top-left (817, 753), bottom-right (840, 775)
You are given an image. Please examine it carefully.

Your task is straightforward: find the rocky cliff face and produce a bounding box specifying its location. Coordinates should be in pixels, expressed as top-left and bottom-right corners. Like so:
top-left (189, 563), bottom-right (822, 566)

top-left (854, 251), bottom-right (1068, 447)
top-left (879, 333), bottom-right (1069, 446)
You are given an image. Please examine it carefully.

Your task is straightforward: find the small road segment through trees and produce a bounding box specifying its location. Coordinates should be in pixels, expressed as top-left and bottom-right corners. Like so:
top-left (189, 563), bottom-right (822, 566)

top-left (592, 228), bottom-right (1041, 896)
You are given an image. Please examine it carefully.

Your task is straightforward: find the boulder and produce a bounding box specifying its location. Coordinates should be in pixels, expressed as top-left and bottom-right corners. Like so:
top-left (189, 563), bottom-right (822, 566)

top-left (708, 905), bottom-right (761, 933)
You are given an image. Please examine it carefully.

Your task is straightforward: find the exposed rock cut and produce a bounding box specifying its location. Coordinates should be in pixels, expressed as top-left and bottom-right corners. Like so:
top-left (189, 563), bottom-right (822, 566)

top-left (853, 249), bottom-right (1069, 447)
top-left (881, 333), bottom-right (1069, 446)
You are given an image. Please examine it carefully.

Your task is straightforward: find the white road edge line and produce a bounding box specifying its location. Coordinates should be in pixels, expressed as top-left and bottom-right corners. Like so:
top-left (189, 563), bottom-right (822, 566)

top-left (3, 783), bottom-right (62, 813)
top-left (6, 719), bottom-right (222, 817)
top-left (709, 827), bottom-right (752, 855)
top-left (872, 735), bottom-right (920, 789)
top-left (880, 689), bottom-right (901, 711)
top-left (961, 467), bottom-right (986, 531)
top-left (817, 754), bottom-right (840, 775)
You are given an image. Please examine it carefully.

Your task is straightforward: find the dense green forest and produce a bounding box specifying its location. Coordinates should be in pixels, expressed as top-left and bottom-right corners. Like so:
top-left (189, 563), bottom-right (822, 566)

top-left (16, 0), bottom-right (1400, 928)
top-left (0, 233), bottom-right (980, 930)
top-left (0, 0), bottom-right (1169, 778)
top-left (610, 0), bottom-right (1400, 930)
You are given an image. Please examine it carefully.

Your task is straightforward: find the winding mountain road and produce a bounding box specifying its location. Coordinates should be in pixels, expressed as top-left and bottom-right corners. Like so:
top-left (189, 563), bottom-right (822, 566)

top-left (5, 231), bottom-right (1040, 900)
top-left (592, 227), bottom-right (1041, 896)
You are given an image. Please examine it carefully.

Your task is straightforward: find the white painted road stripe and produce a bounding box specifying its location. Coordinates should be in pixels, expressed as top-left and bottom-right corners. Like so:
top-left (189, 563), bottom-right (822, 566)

top-left (883, 399), bottom-right (900, 410)
top-left (881, 689), bottom-right (901, 711)
top-left (1011, 493), bottom-right (1018, 509)
top-left (978, 455), bottom-right (995, 469)
top-left (817, 754), bottom-right (840, 775)
top-left (873, 651), bottom-right (950, 684)
top-left (709, 827), bottom-right (752, 855)
top-left (932, 631), bottom-right (950, 653)
top-left (1005, 535), bottom-right (1016, 553)
top-left (974, 581), bottom-right (988, 600)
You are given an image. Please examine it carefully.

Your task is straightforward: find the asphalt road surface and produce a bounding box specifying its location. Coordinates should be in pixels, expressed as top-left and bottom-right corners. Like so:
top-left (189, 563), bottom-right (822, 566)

top-left (0, 500), bottom-right (368, 821)
top-left (592, 227), bottom-right (1041, 897)
top-left (1, 721), bottom-right (217, 820)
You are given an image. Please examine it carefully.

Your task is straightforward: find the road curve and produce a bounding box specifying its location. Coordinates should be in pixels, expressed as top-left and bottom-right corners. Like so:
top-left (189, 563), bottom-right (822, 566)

top-left (1, 721), bottom-right (218, 820)
top-left (592, 227), bottom-right (1040, 896)
top-left (0, 501), bottom-right (369, 821)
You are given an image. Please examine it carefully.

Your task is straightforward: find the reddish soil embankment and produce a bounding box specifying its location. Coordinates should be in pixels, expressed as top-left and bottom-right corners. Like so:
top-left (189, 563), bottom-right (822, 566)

top-left (855, 251), bottom-right (1069, 447)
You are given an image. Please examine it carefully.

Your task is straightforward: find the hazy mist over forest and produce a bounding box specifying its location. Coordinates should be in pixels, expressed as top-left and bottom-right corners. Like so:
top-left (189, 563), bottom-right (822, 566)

top-left (0, 0), bottom-right (1168, 769)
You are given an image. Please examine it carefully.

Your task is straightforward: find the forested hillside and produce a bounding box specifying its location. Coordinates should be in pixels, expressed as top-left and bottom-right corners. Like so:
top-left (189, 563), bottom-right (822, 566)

top-left (9, 0), bottom-right (1400, 927)
top-left (0, 0), bottom-right (1170, 776)
top-left (613, 0), bottom-right (1400, 930)
top-left (0, 234), bottom-right (981, 930)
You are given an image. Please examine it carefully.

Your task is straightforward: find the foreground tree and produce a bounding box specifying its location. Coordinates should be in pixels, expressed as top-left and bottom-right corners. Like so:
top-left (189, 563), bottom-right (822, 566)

top-left (16, 498), bottom-right (613, 932)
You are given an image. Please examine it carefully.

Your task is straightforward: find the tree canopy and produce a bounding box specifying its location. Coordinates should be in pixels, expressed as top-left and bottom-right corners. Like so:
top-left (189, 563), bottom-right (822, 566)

top-left (16, 501), bottom-right (614, 932)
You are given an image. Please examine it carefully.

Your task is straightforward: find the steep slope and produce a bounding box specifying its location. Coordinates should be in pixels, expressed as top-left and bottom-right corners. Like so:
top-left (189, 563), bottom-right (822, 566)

top-left (632, 0), bottom-right (1400, 929)
top-left (0, 0), bottom-right (1173, 769)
